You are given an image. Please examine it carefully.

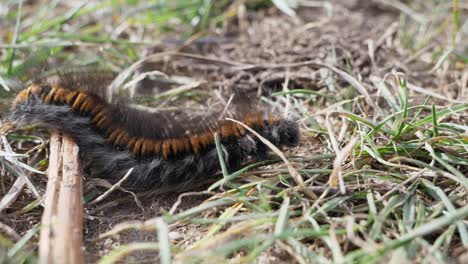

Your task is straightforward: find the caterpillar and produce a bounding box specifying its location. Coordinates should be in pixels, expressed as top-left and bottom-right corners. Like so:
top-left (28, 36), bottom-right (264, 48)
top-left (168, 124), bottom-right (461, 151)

top-left (7, 82), bottom-right (299, 191)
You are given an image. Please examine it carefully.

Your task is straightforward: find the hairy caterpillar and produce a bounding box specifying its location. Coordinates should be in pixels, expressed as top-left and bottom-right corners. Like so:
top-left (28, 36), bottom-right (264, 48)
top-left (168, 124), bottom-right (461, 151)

top-left (8, 83), bottom-right (299, 190)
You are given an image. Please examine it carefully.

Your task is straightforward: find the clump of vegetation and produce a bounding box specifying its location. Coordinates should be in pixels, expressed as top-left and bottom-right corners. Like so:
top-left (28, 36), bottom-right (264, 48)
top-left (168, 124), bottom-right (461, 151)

top-left (1, 0), bottom-right (466, 263)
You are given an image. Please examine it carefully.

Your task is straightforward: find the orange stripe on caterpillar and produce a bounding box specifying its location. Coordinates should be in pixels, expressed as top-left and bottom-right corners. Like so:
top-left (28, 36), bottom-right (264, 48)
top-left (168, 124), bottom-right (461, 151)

top-left (78, 95), bottom-right (94, 113)
top-left (126, 137), bottom-right (137, 152)
top-left (52, 87), bottom-right (67, 104)
top-left (65, 90), bottom-right (80, 105)
top-left (29, 84), bottom-right (42, 95)
top-left (132, 138), bottom-right (145, 156)
top-left (12, 84), bottom-right (288, 160)
top-left (108, 128), bottom-right (122, 143)
top-left (71, 93), bottom-right (88, 111)
top-left (180, 137), bottom-right (192, 154)
top-left (169, 138), bottom-right (187, 157)
top-left (115, 130), bottom-right (130, 146)
top-left (140, 139), bottom-right (153, 156)
top-left (152, 140), bottom-right (162, 157)
top-left (11, 89), bottom-right (31, 109)
top-left (43, 87), bottom-right (60, 103)
top-left (9, 82), bottom-right (300, 191)
top-left (189, 134), bottom-right (201, 154)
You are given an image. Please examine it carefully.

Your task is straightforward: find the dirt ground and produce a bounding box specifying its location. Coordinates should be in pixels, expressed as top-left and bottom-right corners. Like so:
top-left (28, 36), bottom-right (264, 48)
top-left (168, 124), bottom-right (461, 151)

top-left (1, 0), bottom-right (466, 263)
top-left (87, 2), bottom-right (463, 263)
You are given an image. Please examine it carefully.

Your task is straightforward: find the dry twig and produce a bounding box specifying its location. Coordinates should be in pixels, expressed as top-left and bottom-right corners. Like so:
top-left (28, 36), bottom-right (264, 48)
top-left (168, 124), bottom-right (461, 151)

top-left (39, 133), bottom-right (84, 264)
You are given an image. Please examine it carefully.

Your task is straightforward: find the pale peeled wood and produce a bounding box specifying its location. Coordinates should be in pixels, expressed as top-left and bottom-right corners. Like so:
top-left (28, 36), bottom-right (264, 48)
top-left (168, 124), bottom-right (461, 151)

top-left (39, 133), bottom-right (84, 264)
top-left (39, 132), bottom-right (62, 264)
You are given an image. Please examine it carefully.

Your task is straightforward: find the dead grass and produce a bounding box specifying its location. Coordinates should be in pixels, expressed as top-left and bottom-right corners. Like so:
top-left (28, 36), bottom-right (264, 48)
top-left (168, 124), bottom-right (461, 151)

top-left (0, 0), bottom-right (467, 263)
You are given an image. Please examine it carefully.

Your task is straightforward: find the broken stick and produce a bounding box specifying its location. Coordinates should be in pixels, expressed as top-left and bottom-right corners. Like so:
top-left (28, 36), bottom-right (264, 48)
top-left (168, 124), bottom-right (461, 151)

top-left (39, 132), bottom-right (84, 264)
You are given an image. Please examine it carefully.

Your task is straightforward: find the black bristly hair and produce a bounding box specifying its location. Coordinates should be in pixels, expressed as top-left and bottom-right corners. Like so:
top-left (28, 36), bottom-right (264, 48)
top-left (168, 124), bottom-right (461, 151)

top-left (7, 81), bottom-right (300, 191)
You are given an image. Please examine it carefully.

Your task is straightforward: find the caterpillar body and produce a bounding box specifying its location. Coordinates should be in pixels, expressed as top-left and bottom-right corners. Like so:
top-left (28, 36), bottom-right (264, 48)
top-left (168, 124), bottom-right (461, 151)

top-left (8, 83), bottom-right (299, 190)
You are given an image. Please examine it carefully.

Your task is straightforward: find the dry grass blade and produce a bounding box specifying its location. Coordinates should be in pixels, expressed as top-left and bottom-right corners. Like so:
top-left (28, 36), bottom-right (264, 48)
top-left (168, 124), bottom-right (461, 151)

top-left (226, 118), bottom-right (317, 199)
top-left (1, 136), bottom-right (41, 196)
top-left (377, 169), bottom-right (427, 202)
top-left (174, 219), bottom-right (270, 261)
top-left (0, 134), bottom-right (40, 211)
top-left (329, 135), bottom-right (360, 194)
top-left (0, 221), bottom-right (21, 241)
top-left (88, 168), bottom-right (134, 205)
top-left (0, 176), bottom-right (27, 212)
top-left (109, 51), bottom-right (245, 95)
top-left (407, 83), bottom-right (465, 104)
top-left (2, 0), bottom-right (467, 262)
top-left (318, 63), bottom-right (384, 118)
top-left (241, 59), bottom-right (384, 117)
